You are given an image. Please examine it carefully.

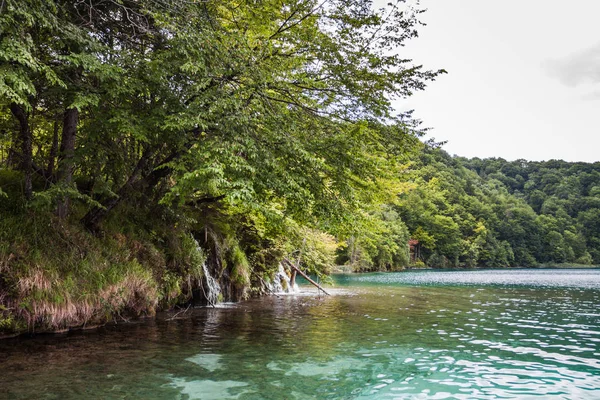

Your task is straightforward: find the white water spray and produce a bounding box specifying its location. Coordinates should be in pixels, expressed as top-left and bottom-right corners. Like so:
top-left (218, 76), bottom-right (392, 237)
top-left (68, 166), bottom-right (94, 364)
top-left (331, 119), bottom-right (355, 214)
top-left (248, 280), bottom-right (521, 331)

top-left (269, 263), bottom-right (299, 294)
top-left (202, 263), bottom-right (221, 306)
top-left (193, 237), bottom-right (221, 306)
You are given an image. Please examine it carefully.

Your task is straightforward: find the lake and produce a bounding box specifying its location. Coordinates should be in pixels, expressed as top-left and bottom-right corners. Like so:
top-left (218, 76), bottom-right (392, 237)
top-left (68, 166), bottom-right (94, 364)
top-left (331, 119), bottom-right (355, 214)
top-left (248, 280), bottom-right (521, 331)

top-left (1, 269), bottom-right (600, 399)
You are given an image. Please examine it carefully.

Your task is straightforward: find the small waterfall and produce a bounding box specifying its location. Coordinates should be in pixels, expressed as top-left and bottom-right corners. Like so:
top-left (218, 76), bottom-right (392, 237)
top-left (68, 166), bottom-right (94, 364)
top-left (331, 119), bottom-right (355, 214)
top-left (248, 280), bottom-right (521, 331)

top-left (193, 237), bottom-right (221, 306)
top-left (269, 263), bottom-right (299, 294)
top-left (202, 263), bottom-right (221, 306)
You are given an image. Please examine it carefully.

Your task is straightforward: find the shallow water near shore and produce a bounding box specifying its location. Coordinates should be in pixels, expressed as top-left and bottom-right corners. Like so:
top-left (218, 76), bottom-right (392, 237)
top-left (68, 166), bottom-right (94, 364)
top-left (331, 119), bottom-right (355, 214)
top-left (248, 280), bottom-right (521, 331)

top-left (2, 269), bottom-right (600, 399)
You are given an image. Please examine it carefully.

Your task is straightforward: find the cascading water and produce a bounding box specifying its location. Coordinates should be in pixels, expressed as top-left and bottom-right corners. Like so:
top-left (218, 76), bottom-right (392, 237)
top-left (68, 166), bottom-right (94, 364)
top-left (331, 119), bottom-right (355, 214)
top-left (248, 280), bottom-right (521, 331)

top-left (269, 263), bottom-right (299, 294)
top-left (201, 263), bottom-right (221, 306)
top-left (193, 237), bottom-right (221, 306)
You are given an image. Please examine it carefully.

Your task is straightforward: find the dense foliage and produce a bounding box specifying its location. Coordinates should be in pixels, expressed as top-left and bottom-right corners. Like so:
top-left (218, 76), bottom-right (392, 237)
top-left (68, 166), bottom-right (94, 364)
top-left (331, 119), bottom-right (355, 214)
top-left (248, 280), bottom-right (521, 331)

top-left (2, 0), bottom-right (597, 337)
top-left (0, 0), bottom-right (441, 334)
top-left (377, 150), bottom-right (599, 269)
top-left (461, 156), bottom-right (600, 264)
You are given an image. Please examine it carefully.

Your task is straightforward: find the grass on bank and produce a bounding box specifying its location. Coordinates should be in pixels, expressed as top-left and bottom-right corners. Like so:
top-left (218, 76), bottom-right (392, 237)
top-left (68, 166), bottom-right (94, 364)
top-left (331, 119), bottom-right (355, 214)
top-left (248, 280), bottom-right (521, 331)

top-left (0, 171), bottom-right (211, 335)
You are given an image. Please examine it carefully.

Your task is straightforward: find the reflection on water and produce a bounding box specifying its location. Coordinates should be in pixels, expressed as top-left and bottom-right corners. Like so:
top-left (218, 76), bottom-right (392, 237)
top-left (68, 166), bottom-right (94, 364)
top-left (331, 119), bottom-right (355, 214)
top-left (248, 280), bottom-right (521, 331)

top-left (1, 269), bottom-right (600, 399)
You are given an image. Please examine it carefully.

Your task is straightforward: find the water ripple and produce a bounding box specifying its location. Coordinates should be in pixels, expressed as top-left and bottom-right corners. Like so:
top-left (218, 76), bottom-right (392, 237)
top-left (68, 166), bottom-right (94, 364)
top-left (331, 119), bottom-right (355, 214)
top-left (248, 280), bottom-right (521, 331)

top-left (2, 269), bottom-right (600, 399)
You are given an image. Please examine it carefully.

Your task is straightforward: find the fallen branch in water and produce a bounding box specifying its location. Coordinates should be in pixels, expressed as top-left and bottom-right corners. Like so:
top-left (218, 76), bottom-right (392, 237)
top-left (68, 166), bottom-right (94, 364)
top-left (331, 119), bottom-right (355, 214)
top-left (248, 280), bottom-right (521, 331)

top-left (166, 304), bottom-right (191, 321)
top-left (282, 258), bottom-right (330, 296)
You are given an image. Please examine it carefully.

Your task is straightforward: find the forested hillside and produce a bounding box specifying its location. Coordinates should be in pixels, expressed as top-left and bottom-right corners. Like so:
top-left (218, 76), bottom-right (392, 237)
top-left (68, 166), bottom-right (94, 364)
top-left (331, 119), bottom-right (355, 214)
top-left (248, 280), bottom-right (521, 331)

top-left (351, 150), bottom-right (599, 270)
top-left (462, 157), bottom-right (600, 264)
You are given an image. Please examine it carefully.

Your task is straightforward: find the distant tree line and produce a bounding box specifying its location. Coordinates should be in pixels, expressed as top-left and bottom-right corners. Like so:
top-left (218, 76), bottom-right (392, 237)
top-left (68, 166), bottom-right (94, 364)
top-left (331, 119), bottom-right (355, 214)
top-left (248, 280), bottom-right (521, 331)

top-left (346, 150), bottom-right (600, 270)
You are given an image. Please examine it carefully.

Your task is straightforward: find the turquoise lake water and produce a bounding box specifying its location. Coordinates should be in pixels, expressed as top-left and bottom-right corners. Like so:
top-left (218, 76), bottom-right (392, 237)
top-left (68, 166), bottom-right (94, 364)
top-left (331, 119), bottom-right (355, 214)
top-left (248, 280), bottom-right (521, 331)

top-left (1, 269), bottom-right (600, 399)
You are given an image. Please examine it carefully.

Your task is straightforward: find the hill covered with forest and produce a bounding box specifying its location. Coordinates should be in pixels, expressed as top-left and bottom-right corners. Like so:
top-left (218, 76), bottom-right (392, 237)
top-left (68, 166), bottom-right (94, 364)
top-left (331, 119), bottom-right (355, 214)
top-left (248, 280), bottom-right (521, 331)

top-left (357, 150), bottom-right (600, 270)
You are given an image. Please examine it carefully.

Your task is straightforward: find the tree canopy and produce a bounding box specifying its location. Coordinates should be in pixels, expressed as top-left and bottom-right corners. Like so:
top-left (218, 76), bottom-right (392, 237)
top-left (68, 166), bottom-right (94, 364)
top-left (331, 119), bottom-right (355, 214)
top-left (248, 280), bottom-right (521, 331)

top-left (371, 150), bottom-right (600, 269)
top-left (1, 0), bottom-right (441, 228)
top-left (2, 0), bottom-right (599, 337)
top-left (0, 0), bottom-right (446, 333)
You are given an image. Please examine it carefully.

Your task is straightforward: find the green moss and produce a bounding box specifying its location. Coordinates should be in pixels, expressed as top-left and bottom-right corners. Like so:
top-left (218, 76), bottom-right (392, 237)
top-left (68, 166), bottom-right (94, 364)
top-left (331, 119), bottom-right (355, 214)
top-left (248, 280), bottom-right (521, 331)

top-left (230, 244), bottom-right (251, 287)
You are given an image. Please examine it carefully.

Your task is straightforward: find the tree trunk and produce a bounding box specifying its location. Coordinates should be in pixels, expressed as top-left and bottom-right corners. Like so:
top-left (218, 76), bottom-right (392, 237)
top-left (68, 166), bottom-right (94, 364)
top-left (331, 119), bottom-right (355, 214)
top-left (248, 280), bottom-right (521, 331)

top-left (81, 148), bottom-right (153, 231)
top-left (9, 103), bottom-right (33, 200)
top-left (47, 115), bottom-right (60, 179)
top-left (142, 151), bottom-right (180, 192)
top-left (82, 141), bottom-right (193, 231)
top-left (56, 108), bottom-right (78, 219)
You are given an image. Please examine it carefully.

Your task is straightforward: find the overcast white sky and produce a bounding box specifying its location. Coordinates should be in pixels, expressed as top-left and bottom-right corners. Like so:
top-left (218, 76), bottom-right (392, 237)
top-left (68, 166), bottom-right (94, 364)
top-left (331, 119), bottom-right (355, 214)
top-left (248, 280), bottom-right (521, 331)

top-left (394, 0), bottom-right (600, 162)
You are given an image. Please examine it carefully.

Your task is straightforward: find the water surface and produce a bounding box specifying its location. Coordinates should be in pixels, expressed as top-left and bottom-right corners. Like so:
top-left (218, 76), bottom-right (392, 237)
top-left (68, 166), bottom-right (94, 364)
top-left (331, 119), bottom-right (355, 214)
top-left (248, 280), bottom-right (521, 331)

top-left (1, 269), bottom-right (600, 399)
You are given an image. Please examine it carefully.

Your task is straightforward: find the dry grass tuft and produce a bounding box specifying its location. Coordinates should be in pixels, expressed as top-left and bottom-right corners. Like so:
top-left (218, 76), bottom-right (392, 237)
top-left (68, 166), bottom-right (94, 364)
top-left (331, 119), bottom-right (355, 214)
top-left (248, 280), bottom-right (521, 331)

top-left (0, 216), bottom-right (162, 334)
top-left (9, 269), bottom-right (158, 333)
top-left (17, 268), bottom-right (54, 294)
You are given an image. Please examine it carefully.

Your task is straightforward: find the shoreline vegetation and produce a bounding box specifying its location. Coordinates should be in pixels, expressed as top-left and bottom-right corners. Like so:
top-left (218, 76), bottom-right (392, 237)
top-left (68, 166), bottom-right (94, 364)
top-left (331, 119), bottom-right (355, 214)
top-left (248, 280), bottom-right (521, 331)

top-left (2, 264), bottom-right (598, 341)
top-left (1, 0), bottom-right (442, 337)
top-left (2, 1), bottom-right (600, 337)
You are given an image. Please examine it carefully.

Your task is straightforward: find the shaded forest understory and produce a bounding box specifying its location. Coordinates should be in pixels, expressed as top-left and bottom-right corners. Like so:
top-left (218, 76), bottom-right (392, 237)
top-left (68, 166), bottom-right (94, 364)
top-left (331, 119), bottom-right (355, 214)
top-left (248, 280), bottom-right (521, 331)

top-left (1, 0), bottom-right (599, 336)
